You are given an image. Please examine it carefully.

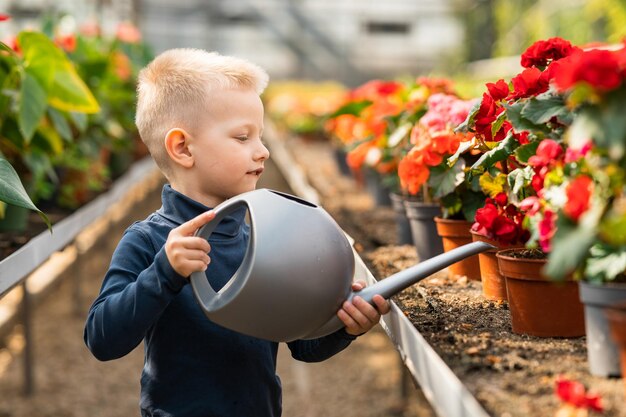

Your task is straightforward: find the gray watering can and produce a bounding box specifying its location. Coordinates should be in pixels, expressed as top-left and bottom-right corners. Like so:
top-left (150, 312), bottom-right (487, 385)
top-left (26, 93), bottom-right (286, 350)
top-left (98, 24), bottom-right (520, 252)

top-left (190, 189), bottom-right (494, 342)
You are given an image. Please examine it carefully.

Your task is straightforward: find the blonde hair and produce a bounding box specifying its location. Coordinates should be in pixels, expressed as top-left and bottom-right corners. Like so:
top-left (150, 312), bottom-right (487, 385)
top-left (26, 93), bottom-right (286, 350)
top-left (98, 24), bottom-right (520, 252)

top-left (135, 48), bottom-right (269, 178)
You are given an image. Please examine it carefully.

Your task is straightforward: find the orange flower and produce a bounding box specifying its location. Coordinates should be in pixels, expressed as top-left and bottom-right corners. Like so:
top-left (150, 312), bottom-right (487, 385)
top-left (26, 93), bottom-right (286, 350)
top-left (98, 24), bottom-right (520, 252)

top-left (398, 148), bottom-right (431, 195)
top-left (112, 51), bottom-right (132, 81)
top-left (346, 140), bottom-right (377, 171)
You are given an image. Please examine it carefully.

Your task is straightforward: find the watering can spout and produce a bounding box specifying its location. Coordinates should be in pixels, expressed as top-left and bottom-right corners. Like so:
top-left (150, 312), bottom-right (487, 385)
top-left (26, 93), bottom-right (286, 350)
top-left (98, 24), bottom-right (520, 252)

top-left (303, 240), bottom-right (496, 339)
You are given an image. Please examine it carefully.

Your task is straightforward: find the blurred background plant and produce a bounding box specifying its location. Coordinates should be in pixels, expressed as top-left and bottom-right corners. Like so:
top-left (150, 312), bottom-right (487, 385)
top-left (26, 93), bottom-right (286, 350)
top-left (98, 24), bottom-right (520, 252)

top-left (0, 13), bottom-right (152, 231)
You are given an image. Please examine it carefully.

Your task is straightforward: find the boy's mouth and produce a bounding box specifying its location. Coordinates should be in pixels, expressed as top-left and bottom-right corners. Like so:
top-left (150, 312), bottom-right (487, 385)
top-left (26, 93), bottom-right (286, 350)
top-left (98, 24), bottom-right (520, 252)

top-left (248, 167), bottom-right (264, 176)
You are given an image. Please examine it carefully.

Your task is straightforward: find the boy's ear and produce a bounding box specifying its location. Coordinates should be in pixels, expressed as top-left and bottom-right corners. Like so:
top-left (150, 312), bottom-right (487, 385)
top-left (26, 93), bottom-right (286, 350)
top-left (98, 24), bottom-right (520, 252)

top-left (164, 128), bottom-right (194, 168)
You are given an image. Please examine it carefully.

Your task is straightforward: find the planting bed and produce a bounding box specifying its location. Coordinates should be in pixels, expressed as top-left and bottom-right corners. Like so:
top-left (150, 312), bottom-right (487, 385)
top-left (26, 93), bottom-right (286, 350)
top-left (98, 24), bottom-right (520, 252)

top-left (279, 132), bottom-right (626, 417)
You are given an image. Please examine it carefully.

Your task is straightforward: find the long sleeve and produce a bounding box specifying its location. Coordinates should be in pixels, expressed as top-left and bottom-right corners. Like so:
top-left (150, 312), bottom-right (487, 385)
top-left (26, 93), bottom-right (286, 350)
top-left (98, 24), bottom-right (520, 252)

top-left (286, 329), bottom-right (358, 363)
top-left (84, 226), bottom-right (187, 361)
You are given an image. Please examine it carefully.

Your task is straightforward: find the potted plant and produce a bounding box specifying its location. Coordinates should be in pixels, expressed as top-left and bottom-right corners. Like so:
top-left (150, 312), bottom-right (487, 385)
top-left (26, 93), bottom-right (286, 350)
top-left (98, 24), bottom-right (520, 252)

top-left (458, 39), bottom-right (589, 341)
top-left (0, 28), bottom-right (100, 230)
top-left (395, 91), bottom-right (484, 275)
top-left (529, 41), bottom-right (626, 376)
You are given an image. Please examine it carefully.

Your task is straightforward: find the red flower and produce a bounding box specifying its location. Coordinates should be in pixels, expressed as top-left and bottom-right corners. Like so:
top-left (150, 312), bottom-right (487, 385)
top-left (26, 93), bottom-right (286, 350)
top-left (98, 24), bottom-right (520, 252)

top-left (554, 49), bottom-right (623, 92)
top-left (0, 14), bottom-right (10, 21)
top-left (555, 377), bottom-right (604, 412)
top-left (474, 93), bottom-right (509, 141)
top-left (513, 130), bottom-right (530, 145)
top-left (486, 79), bottom-right (509, 100)
top-left (527, 139), bottom-right (563, 168)
top-left (55, 34), bottom-right (76, 53)
top-left (563, 176), bottom-right (593, 222)
top-left (475, 201), bottom-right (499, 230)
top-left (509, 67), bottom-right (550, 99)
top-left (493, 216), bottom-right (519, 244)
top-left (520, 37), bottom-right (580, 69)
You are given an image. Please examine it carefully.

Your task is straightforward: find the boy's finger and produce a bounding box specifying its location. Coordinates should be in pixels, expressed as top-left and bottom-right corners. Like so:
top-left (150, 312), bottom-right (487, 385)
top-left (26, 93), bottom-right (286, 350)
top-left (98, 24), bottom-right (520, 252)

top-left (178, 211), bottom-right (216, 235)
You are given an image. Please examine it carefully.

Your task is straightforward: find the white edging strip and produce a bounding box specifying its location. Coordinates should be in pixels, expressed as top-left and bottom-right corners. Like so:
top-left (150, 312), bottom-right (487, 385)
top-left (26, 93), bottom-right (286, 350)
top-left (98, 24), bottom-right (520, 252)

top-left (0, 157), bottom-right (158, 296)
top-left (266, 126), bottom-right (490, 417)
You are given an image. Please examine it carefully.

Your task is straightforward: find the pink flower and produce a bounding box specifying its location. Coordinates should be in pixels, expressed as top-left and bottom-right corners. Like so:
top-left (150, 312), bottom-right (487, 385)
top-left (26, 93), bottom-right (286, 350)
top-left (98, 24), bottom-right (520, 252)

top-left (116, 21), bottom-right (142, 44)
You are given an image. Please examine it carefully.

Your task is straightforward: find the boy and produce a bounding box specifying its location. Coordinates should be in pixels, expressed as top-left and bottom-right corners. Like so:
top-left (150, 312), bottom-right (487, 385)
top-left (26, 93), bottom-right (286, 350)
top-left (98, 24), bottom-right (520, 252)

top-left (84, 48), bottom-right (390, 417)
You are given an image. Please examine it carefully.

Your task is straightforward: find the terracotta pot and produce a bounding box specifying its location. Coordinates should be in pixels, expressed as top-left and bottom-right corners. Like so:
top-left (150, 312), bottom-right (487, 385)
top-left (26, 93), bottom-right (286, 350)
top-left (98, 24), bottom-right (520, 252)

top-left (470, 231), bottom-right (522, 301)
top-left (496, 249), bottom-right (585, 337)
top-left (605, 304), bottom-right (626, 396)
top-left (579, 281), bottom-right (626, 377)
top-left (435, 217), bottom-right (480, 280)
top-left (403, 200), bottom-right (444, 261)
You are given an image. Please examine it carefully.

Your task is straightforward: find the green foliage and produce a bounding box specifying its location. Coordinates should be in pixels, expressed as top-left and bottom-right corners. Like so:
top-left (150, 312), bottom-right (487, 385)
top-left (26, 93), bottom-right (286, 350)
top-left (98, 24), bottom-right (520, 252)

top-left (0, 157), bottom-right (50, 229)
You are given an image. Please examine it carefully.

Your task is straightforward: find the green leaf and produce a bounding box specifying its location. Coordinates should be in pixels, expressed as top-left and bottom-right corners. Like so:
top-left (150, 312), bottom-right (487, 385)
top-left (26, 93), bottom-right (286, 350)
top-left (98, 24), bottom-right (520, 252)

top-left (504, 101), bottom-right (551, 134)
top-left (490, 111), bottom-right (506, 139)
top-left (18, 73), bottom-right (47, 142)
top-left (429, 160), bottom-right (465, 199)
top-left (327, 100), bottom-right (372, 118)
top-left (514, 140), bottom-right (540, 164)
top-left (447, 140), bottom-right (474, 167)
top-left (0, 157), bottom-right (51, 230)
top-left (521, 93), bottom-right (568, 125)
top-left (69, 111), bottom-right (88, 133)
top-left (18, 32), bottom-right (100, 114)
top-left (47, 108), bottom-right (73, 141)
top-left (460, 190), bottom-right (487, 222)
top-left (584, 246), bottom-right (626, 283)
top-left (49, 70), bottom-right (100, 113)
top-left (470, 132), bottom-right (518, 171)
top-left (545, 217), bottom-right (596, 280)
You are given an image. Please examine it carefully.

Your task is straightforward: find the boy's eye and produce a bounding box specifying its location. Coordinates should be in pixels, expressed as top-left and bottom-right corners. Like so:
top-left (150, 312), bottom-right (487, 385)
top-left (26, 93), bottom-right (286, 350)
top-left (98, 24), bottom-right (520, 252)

top-left (236, 136), bottom-right (249, 141)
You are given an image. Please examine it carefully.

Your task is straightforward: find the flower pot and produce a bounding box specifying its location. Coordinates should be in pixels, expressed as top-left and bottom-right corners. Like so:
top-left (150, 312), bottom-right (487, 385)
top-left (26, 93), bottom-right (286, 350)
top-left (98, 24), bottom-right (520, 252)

top-left (470, 231), bottom-right (522, 301)
top-left (496, 249), bottom-right (585, 337)
top-left (579, 281), bottom-right (626, 377)
top-left (435, 217), bottom-right (480, 280)
top-left (363, 168), bottom-right (391, 207)
top-left (605, 304), bottom-right (626, 396)
top-left (403, 200), bottom-right (443, 261)
top-left (389, 193), bottom-right (413, 245)
top-left (333, 147), bottom-right (352, 177)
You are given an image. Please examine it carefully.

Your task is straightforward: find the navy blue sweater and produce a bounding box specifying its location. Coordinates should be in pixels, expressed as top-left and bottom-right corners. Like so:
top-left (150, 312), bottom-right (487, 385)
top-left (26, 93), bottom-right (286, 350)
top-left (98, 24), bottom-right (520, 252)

top-left (84, 185), bottom-right (356, 417)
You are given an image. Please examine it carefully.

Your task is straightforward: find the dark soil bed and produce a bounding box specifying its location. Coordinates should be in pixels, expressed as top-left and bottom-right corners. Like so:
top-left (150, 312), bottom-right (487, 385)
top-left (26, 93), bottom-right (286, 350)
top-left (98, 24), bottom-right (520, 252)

top-left (284, 134), bottom-right (626, 417)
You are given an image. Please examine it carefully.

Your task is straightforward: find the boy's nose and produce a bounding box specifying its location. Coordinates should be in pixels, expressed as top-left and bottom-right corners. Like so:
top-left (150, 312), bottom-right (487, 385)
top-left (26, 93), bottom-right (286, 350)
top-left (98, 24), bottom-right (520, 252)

top-left (256, 142), bottom-right (270, 160)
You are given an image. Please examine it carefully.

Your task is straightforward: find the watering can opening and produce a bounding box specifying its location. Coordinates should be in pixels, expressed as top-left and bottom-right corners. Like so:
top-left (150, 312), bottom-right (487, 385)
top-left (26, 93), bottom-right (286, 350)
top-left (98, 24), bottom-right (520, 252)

top-left (268, 189), bottom-right (318, 208)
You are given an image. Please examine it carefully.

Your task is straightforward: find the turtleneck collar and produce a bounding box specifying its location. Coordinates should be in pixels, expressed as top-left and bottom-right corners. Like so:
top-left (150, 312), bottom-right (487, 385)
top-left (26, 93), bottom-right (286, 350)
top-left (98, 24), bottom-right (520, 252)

top-left (157, 185), bottom-right (246, 238)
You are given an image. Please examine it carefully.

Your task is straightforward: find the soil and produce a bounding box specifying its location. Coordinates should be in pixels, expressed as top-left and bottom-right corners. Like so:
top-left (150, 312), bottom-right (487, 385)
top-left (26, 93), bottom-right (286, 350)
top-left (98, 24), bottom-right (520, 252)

top-left (283, 134), bottom-right (626, 417)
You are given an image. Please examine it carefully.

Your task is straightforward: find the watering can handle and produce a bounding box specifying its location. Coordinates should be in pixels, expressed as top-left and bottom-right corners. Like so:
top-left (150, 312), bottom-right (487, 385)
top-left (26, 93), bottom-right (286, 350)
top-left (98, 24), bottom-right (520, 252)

top-left (189, 197), bottom-right (250, 311)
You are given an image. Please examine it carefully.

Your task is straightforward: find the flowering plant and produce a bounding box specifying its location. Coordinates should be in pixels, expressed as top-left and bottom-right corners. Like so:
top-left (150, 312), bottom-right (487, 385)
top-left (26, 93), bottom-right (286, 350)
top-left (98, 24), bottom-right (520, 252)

top-left (397, 92), bottom-right (485, 220)
top-left (522, 42), bottom-right (626, 282)
top-left (0, 17), bottom-right (100, 223)
top-left (324, 77), bottom-right (455, 192)
top-left (460, 37), bottom-right (582, 246)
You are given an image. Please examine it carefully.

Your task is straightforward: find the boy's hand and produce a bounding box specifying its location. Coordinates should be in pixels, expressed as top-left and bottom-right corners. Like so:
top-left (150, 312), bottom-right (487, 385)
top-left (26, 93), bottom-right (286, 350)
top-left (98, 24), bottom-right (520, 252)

top-left (165, 211), bottom-right (216, 278)
top-left (337, 281), bottom-right (391, 336)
